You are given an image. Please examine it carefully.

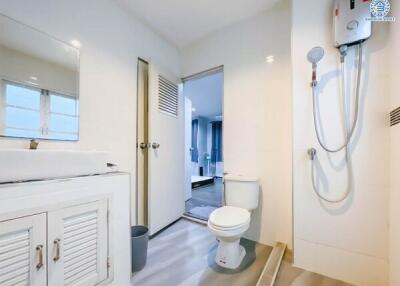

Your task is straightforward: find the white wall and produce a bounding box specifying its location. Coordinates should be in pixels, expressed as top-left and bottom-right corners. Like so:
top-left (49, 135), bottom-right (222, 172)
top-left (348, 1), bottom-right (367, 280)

top-left (0, 0), bottom-right (181, 225)
top-left (389, 2), bottom-right (400, 285)
top-left (292, 0), bottom-right (391, 285)
top-left (182, 0), bottom-right (292, 247)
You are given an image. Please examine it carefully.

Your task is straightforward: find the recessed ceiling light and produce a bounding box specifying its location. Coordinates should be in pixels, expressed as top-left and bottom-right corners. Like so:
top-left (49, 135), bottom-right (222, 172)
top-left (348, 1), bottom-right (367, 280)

top-left (192, 108), bottom-right (196, 112)
top-left (70, 39), bottom-right (81, 48)
top-left (266, 55), bottom-right (275, 63)
top-left (27, 81), bottom-right (39, 86)
top-left (29, 76), bottom-right (38, 81)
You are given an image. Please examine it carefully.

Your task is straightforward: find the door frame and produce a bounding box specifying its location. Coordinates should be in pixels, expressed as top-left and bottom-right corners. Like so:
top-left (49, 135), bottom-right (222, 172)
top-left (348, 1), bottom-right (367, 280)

top-left (182, 65), bottom-right (225, 217)
top-left (135, 58), bottom-right (149, 226)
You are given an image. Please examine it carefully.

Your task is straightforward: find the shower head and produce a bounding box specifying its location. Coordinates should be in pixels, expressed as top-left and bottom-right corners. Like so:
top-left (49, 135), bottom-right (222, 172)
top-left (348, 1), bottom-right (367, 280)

top-left (307, 47), bottom-right (325, 87)
top-left (307, 47), bottom-right (325, 66)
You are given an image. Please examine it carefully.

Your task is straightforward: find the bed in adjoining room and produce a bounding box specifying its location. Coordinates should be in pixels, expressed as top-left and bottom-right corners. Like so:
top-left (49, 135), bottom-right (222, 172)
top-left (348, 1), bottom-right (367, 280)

top-left (191, 175), bottom-right (214, 189)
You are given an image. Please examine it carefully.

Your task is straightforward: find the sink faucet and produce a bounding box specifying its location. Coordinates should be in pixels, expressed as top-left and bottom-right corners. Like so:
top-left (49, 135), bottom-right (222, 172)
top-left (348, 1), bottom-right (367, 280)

top-left (30, 139), bottom-right (39, 150)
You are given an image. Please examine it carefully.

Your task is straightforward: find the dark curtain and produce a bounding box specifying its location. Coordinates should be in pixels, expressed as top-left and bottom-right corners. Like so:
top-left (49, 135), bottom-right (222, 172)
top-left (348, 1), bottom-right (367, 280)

top-left (211, 121), bottom-right (223, 164)
top-left (191, 119), bottom-right (199, 162)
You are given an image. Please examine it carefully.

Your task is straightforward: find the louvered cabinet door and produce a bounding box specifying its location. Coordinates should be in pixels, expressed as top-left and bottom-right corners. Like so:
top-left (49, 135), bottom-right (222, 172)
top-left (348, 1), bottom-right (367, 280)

top-left (0, 214), bottom-right (47, 286)
top-left (47, 200), bottom-right (109, 286)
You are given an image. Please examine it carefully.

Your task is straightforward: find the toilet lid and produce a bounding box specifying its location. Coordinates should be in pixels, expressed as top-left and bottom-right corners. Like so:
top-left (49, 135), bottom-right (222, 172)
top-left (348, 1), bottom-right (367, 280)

top-left (209, 206), bottom-right (250, 229)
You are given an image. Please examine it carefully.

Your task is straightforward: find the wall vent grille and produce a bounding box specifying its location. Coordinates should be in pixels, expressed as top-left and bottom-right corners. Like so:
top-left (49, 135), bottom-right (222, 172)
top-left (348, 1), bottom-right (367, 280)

top-left (391, 107), bottom-right (400, 127)
top-left (158, 75), bottom-right (178, 117)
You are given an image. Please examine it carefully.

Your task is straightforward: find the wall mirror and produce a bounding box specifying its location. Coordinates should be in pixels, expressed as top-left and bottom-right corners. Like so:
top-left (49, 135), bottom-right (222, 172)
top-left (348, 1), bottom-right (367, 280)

top-left (0, 14), bottom-right (80, 141)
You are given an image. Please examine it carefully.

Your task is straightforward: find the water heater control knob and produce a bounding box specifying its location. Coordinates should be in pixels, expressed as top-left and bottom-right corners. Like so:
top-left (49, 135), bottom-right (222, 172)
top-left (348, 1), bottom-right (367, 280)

top-left (346, 20), bottom-right (359, 31)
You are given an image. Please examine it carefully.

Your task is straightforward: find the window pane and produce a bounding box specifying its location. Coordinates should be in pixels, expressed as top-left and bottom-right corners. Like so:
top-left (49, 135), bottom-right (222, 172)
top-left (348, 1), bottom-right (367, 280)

top-left (5, 83), bottom-right (41, 110)
top-left (5, 106), bottom-right (41, 130)
top-left (48, 132), bottom-right (78, 141)
top-left (49, 114), bottom-right (78, 133)
top-left (5, 128), bottom-right (41, 138)
top-left (50, 94), bottom-right (78, 115)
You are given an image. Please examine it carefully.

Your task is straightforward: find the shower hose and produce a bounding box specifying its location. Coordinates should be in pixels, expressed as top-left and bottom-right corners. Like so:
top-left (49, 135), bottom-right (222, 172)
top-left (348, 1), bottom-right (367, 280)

top-left (310, 43), bottom-right (363, 203)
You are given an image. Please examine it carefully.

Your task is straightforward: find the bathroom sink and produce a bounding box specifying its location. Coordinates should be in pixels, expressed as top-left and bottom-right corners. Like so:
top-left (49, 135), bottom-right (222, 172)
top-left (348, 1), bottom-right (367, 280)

top-left (0, 149), bottom-right (110, 183)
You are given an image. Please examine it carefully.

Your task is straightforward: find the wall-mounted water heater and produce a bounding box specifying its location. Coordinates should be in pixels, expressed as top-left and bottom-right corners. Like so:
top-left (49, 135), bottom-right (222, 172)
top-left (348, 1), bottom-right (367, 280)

top-left (307, 0), bottom-right (374, 203)
top-left (334, 0), bottom-right (372, 47)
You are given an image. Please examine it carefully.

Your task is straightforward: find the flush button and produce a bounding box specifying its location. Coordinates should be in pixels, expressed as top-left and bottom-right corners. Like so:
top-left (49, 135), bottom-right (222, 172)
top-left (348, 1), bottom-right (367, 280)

top-left (347, 20), bottom-right (359, 31)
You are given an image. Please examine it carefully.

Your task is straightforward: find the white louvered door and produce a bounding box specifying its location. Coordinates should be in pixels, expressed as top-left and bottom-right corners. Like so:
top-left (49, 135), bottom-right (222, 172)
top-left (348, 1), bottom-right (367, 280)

top-left (0, 214), bottom-right (47, 286)
top-left (47, 200), bottom-right (109, 286)
top-left (148, 64), bottom-right (185, 235)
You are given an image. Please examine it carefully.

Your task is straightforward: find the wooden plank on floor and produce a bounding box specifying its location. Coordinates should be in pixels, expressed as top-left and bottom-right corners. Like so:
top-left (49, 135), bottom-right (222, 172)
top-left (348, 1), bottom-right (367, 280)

top-left (182, 214), bottom-right (208, 225)
top-left (256, 242), bottom-right (286, 286)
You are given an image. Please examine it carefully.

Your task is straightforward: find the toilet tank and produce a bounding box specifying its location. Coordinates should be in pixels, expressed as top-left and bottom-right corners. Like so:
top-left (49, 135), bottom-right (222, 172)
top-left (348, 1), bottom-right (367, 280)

top-left (224, 175), bottom-right (259, 210)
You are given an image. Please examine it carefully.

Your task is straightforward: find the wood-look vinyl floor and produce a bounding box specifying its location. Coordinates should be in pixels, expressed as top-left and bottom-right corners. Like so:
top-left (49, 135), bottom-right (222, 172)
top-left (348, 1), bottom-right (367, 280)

top-left (132, 219), bottom-right (272, 286)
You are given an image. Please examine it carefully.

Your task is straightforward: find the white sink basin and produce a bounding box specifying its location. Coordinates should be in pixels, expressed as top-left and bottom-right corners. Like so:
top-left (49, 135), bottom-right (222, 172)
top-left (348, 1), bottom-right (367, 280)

top-left (0, 149), bottom-right (110, 183)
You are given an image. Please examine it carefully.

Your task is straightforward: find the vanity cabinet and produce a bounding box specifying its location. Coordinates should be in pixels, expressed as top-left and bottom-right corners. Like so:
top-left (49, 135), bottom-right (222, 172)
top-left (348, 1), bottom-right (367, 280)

top-left (0, 214), bottom-right (47, 286)
top-left (0, 199), bottom-right (110, 286)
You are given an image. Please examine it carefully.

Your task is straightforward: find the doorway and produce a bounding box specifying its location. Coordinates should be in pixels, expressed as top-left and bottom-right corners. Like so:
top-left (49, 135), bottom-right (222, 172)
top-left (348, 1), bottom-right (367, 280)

top-left (183, 67), bottom-right (224, 221)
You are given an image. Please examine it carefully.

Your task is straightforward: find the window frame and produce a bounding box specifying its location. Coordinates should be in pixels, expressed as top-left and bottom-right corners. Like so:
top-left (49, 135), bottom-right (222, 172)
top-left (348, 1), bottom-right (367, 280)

top-left (0, 79), bottom-right (79, 141)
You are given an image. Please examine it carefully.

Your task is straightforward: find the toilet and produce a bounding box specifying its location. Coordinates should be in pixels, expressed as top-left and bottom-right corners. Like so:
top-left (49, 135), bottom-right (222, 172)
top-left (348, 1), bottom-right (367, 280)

top-left (208, 174), bottom-right (259, 269)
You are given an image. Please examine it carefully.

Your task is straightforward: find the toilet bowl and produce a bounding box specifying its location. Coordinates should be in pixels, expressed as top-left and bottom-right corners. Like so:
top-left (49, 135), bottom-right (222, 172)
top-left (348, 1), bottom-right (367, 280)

top-left (207, 174), bottom-right (259, 269)
top-left (208, 206), bottom-right (251, 269)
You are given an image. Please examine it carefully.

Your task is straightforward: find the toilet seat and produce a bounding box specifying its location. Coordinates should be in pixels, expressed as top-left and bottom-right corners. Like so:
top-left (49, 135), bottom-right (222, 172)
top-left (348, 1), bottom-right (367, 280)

top-left (209, 206), bottom-right (250, 230)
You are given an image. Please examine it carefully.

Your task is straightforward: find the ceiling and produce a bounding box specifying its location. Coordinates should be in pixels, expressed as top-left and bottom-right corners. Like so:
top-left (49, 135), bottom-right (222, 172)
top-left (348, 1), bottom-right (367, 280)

top-left (116, 0), bottom-right (279, 48)
top-left (184, 71), bottom-right (223, 119)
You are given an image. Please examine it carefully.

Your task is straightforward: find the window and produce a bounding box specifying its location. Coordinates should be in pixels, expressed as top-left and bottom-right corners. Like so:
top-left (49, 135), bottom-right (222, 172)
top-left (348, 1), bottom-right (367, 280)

top-left (1, 80), bottom-right (79, 141)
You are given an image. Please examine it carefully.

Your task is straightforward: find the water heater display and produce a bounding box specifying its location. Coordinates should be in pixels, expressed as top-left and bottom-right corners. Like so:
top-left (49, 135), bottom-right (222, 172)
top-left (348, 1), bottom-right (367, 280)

top-left (334, 0), bottom-right (372, 47)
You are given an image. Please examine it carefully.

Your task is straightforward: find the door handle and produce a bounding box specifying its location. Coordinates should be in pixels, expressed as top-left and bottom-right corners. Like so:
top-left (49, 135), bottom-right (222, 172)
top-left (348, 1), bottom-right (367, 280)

top-left (36, 245), bottom-right (44, 269)
top-left (139, 142), bottom-right (150, 149)
top-left (53, 238), bottom-right (61, 262)
top-left (152, 142), bottom-right (160, 149)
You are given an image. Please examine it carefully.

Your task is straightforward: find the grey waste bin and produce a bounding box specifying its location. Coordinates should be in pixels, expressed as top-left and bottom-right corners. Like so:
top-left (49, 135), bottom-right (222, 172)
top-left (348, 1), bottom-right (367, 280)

top-left (131, 225), bottom-right (149, 272)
